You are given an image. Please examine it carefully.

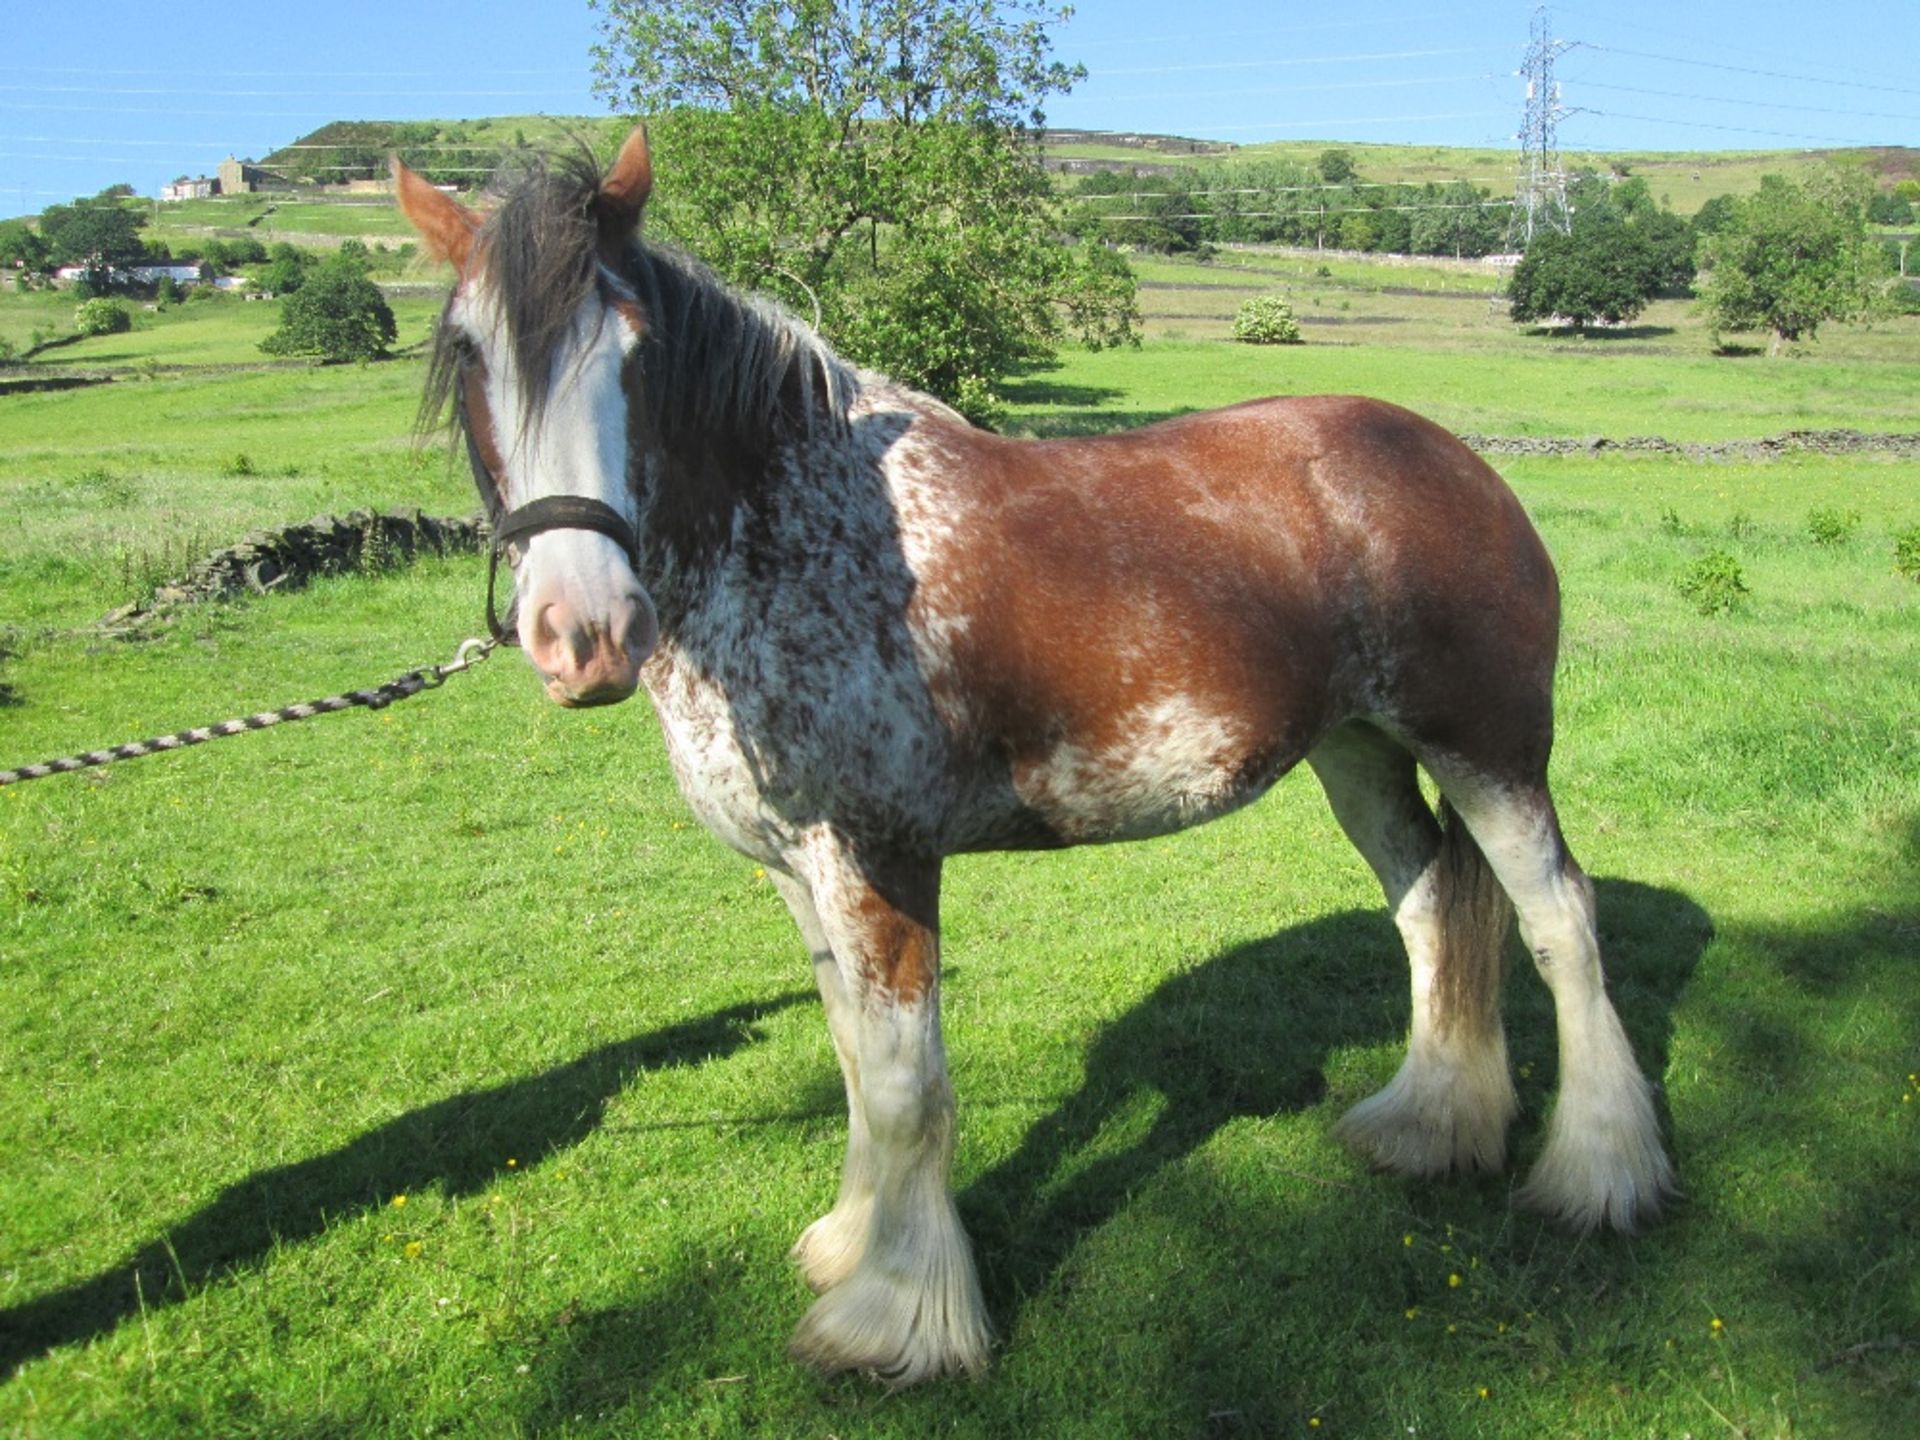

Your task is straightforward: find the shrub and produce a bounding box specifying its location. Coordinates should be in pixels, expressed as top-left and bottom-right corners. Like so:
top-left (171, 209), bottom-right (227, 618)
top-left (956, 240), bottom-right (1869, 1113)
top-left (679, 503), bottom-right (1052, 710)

top-left (1232, 295), bottom-right (1304, 345)
top-left (1678, 549), bottom-right (1750, 615)
top-left (949, 375), bottom-right (1006, 431)
top-left (259, 249), bottom-right (396, 364)
top-left (74, 298), bottom-right (132, 337)
top-left (1893, 524), bottom-right (1920, 583)
top-left (1807, 506), bottom-right (1861, 546)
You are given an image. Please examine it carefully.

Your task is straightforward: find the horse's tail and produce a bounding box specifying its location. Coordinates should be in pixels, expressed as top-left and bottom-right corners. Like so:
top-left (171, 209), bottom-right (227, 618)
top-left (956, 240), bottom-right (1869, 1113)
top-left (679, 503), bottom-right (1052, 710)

top-left (1431, 796), bottom-right (1514, 1040)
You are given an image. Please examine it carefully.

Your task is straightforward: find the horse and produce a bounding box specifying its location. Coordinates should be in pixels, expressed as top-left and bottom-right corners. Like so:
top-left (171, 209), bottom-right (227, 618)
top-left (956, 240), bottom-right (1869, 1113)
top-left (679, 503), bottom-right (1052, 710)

top-left (393, 130), bottom-right (1676, 1385)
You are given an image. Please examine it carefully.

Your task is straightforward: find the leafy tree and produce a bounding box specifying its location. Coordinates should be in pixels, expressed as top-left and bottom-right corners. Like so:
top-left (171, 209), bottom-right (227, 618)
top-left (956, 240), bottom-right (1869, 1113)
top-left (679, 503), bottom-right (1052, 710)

top-left (1690, 193), bottom-right (1741, 241)
top-left (1698, 169), bottom-right (1891, 355)
top-left (1316, 148), bottom-right (1357, 185)
top-left (261, 242), bottom-right (314, 296)
top-left (39, 192), bottom-right (147, 291)
top-left (1408, 181), bottom-right (1507, 258)
top-left (590, 0), bottom-right (1136, 420)
top-left (202, 237), bottom-right (268, 270)
top-left (1507, 217), bottom-right (1657, 331)
top-left (1867, 191), bottom-right (1913, 225)
top-left (259, 246), bottom-right (396, 363)
top-left (1066, 171), bottom-right (1202, 254)
top-left (0, 220), bottom-right (50, 275)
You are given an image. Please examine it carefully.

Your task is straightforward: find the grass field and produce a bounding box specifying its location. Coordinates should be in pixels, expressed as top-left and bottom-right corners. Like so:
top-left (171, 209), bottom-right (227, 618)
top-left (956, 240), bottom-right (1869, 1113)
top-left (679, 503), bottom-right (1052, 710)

top-left (1, 243), bottom-right (1917, 1437)
top-left (1043, 136), bottom-right (1919, 215)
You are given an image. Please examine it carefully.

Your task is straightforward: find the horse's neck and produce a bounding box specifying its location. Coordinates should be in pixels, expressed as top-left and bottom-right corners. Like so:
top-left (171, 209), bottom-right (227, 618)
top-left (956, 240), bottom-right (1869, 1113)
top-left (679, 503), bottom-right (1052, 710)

top-left (623, 277), bottom-right (869, 612)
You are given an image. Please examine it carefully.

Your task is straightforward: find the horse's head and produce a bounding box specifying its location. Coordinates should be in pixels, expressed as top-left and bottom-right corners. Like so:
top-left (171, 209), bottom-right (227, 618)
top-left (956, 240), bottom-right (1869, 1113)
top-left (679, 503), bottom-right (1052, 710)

top-left (395, 130), bottom-right (658, 707)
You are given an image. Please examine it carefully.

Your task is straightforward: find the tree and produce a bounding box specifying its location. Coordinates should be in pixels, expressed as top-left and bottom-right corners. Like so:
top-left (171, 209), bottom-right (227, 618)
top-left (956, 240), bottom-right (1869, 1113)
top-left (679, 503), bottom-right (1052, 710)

top-left (261, 242), bottom-right (314, 296)
top-left (1698, 169), bottom-right (1891, 355)
top-left (259, 246), bottom-right (396, 363)
top-left (1690, 193), bottom-right (1741, 241)
top-left (1408, 181), bottom-right (1507, 259)
top-left (0, 220), bottom-right (50, 276)
top-left (1867, 191), bottom-right (1914, 225)
top-left (1066, 171), bottom-right (1202, 254)
top-left (38, 191), bottom-right (147, 291)
top-left (1316, 148), bottom-right (1357, 185)
top-left (589, 0), bottom-right (1137, 421)
top-left (1507, 217), bottom-right (1656, 331)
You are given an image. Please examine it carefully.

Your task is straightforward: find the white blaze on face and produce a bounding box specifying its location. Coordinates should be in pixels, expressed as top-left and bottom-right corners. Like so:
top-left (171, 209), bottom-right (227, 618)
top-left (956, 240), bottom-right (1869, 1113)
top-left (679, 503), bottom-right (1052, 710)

top-left (454, 273), bottom-right (657, 707)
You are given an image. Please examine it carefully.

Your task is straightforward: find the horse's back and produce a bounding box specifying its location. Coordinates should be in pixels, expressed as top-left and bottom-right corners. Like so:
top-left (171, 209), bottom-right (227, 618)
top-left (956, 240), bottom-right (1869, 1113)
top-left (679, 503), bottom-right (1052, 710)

top-left (892, 395), bottom-right (1563, 846)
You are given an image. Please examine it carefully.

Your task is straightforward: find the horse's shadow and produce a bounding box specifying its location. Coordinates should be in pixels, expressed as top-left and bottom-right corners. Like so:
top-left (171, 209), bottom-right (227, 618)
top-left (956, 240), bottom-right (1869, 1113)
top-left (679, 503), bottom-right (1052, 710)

top-left (0, 991), bottom-right (810, 1377)
top-left (3, 878), bottom-right (1710, 1397)
top-left (524, 875), bottom-right (1710, 1422)
top-left (959, 876), bottom-right (1711, 1319)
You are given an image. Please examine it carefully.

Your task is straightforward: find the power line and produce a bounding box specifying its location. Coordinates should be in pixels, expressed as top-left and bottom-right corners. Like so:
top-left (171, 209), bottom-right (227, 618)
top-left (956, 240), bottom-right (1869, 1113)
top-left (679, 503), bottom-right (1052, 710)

top-left (1183, 111), bottom-right (1508, 136)
top-left (1575, 79), bottom-right (1920, 125)
top-left (1052, 72), bottom-right (1491, 107)
top-left (1093, 46), bottom-right (1487, 78)
top-left (0, 63), bottom-right (579, 79)
top-left (1550, 4), bottom-right (1920, 91)
top-left (1580, 109), bottom-right (1895, 147)
top-left (0, 82), bottom-right (581, 99)
top-left (1587, 45), bottom-right (1920, 100)
top-left (1071, 12), bottom-right (1469, 50)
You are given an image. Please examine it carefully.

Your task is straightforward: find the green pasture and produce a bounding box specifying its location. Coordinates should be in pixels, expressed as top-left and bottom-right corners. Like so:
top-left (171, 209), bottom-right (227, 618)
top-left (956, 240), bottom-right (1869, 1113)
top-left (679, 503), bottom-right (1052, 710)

top-left (1124, 250), bottom-right (1920, 366)
top-left (1046, 135), bottom-right (1909, 215)
top-left (1004, 329), bottom-right (1920, 439)
top-left (2, 251), bottom-right (1917, 1437)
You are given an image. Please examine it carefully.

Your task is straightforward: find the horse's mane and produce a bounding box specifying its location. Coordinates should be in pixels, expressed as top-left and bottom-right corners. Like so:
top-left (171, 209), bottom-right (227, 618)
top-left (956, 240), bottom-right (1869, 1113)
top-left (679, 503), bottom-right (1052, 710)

top-left (423, 148), bottom-right (856, 459)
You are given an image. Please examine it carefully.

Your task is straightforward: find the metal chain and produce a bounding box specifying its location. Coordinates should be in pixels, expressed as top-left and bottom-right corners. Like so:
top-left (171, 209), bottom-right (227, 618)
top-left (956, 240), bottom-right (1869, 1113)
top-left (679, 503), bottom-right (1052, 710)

top-left (0, 638), bottom-right (497, 788)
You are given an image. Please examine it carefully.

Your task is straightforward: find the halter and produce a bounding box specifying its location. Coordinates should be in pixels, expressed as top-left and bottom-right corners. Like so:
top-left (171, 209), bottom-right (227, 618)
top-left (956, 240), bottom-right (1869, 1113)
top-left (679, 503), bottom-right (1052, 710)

top-left (457, 375), bottom-right (640, 644)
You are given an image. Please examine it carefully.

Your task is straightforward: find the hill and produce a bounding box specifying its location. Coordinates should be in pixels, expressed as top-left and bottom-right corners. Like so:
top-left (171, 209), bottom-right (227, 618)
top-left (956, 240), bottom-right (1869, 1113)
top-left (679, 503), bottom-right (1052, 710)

top-left (254, 120), bottom-right (1920, 214)
top-left (1043, 134), bottom-right (1920, 217)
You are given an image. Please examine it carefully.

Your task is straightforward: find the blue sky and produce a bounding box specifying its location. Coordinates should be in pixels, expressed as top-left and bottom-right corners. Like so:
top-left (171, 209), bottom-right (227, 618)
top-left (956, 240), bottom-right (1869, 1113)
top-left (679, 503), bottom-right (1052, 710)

top-left (4, 1), bottom-right (1917, 215)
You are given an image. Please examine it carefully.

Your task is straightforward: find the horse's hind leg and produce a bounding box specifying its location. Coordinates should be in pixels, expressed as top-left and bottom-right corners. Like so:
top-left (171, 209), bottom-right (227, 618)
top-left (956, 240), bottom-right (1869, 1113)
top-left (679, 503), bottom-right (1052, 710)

top-left (770, 871), bottom-right (875, 1295)
top-left (781, 839), bottom-right (990, 1384)
top-left (1312, 723), bottom-right (1519, 1177)
top-left (1432, 773), bottom-right (1676, 1232)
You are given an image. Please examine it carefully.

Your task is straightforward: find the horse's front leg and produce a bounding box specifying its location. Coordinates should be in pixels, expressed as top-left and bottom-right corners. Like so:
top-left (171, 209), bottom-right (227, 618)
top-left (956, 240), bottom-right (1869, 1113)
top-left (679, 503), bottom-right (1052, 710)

top-left (782, 842), bottom-right (991, 1385)
top-left (770, 870), bottom-right (874, 1294)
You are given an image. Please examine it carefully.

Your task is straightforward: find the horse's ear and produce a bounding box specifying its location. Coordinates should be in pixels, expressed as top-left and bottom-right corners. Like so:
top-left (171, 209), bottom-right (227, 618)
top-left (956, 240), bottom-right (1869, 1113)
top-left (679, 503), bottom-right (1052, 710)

top-left (598, 127), bottom-right (653, 237)
top-left (391, 155), bottom-right (479, 271)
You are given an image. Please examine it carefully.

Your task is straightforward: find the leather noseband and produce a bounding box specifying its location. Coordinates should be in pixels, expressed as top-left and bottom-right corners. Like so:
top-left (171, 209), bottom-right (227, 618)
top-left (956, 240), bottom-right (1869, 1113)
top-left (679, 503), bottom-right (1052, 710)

top-left (457, 373), bottom-right (640, 644)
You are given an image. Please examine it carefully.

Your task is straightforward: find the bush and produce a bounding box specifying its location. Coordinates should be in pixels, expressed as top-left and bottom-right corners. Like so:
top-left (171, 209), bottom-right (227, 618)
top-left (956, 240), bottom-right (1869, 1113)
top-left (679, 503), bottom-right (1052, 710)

top-left (1806, 506), bottom-right (1861, 546)
top-left (1892, 524), bottom-right (1920, 583)
top-left (1678, 550), bottom-right (1750, 615)
top-left (74, 298), bottom-right (133, 337)
top-left (259, 250), bottom-right (396, 363)
top-left (1232, 295), bottom-right (1304, 345)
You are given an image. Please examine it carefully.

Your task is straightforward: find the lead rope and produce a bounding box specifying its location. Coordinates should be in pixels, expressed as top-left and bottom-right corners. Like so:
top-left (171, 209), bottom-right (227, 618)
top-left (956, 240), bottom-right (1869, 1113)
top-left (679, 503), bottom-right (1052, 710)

top-left (0, 637), bottom-right (497, 788)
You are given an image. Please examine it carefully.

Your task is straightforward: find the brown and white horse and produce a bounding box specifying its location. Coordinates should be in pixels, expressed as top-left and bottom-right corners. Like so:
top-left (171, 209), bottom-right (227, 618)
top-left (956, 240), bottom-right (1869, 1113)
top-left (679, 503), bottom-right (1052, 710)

top-left (395, 131), bottom-right (1675, 1385)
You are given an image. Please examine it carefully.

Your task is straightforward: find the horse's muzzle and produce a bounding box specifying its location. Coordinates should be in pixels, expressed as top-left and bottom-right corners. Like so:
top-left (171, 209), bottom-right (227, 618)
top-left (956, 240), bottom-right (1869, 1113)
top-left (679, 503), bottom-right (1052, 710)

top-left (526, 593), bottom-right (657, 707)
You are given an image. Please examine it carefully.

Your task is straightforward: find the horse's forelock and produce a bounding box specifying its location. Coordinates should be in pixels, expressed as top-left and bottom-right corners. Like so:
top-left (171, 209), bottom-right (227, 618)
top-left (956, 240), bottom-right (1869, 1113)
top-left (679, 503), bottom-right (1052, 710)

top-left (424, 145), bottom-right (855, 470)
top-left (479, 152), bottom-right (608, 425)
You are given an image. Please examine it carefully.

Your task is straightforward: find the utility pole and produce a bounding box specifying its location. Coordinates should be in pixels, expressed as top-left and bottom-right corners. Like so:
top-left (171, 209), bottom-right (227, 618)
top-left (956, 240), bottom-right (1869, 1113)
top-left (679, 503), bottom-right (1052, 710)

top-left (1506, 5), bottom-right (1576, 252)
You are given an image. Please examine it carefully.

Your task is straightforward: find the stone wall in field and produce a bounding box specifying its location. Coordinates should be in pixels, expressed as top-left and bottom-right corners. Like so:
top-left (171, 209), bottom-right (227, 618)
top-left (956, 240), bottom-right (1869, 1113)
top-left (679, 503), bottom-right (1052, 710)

top-left (1457, 429), bottom-right (1920, 460)
top-left (99, 509), bottom-right (484, 633)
